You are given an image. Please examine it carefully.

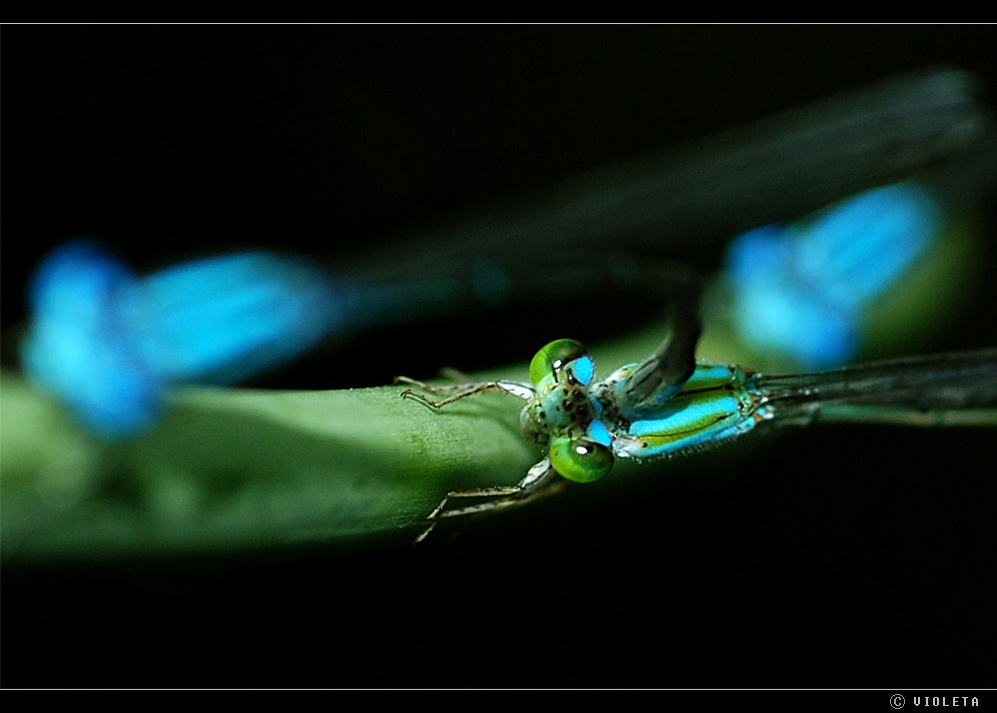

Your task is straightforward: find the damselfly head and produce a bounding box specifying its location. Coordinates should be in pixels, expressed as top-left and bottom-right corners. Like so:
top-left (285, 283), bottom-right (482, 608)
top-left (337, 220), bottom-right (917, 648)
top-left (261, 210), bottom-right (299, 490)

top-left (522, 339), bottom-right (615, 482)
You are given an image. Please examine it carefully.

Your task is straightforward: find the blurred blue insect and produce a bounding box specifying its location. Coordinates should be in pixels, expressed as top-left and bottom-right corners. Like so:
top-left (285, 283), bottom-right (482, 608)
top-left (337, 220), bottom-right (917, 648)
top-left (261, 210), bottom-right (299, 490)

top-left (724, 181), bottom-right (942, 369)
top-left (21, 242), bottom-right (342, 437)
top-left (19, 68), bottom-right (996, 438)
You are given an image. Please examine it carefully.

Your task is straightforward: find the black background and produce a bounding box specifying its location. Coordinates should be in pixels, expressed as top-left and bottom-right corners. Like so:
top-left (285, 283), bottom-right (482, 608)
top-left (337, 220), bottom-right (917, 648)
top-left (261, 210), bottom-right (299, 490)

top-left (3, 25), bottom-right (996, 688)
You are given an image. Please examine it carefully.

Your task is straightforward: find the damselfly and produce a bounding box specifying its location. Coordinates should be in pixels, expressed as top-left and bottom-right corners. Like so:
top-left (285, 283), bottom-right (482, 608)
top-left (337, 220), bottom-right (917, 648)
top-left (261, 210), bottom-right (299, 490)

top-left (399, 297), bottom-right (997, 541)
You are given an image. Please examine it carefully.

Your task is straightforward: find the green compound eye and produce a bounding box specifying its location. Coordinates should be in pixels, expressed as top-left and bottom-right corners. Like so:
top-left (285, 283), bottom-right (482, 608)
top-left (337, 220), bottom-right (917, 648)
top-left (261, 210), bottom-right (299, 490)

top-left (530, 339), bottom-right (588, 386)
top-left (549, 436), bottom-right (614, 483)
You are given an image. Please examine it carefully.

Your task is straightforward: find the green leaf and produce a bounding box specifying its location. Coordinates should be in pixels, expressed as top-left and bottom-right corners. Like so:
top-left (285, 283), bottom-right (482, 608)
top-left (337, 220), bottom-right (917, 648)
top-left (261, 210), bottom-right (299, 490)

top-left (0, 368), bottom-right (539, 564)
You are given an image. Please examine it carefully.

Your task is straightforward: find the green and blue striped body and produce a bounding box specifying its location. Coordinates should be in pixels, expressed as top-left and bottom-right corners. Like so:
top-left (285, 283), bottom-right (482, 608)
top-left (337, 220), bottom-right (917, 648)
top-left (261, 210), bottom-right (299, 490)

top-left (595, 361), bottom-right (762, 461)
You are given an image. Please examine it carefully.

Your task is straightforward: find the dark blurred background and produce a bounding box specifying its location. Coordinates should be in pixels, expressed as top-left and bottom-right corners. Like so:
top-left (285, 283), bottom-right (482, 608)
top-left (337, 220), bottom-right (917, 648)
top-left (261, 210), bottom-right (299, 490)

top-left (3, 25), bottom-right (996, 688)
